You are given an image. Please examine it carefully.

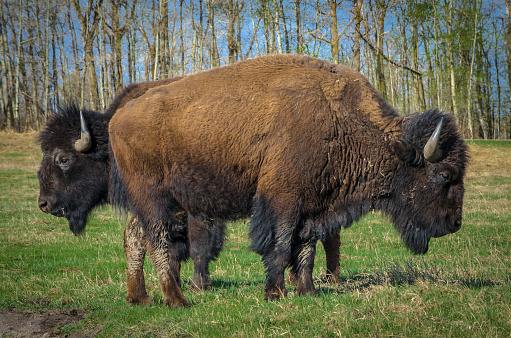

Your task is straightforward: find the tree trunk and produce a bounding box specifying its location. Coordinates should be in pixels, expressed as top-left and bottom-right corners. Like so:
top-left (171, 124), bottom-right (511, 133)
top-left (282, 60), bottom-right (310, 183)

top-left (227, 0), bottom-right (238, 63)
top-left (154, 0), bottom-right (162, 79)
top-left (0, 1), bottom-right (14, 130)
top-left (352, 0), bottom-right (362, 71)
top-left (208, 0), bottom-right (220, 67)
top-left (506, 0), bottom-right (511, 129)
top-left (294, 0), bottom-right (303, 54)
top-left (410, 18), bottom-right (425, 111)
top-left (446, 0), bottom-right (460, 128)
top-left (274, 0), bottom-right (282, 53)
top-left (494, 24), bottom-right (502, 139)
top-left (278, 0), bottom-right (289, 53)
top-left (42, 0), bottom-right (51, 125)
top-left (465, 0), bottom-right (480, 139)
top-left (14, 0), bottom-right (22, 132)
top-left (374, 0), bottom-right (387, 99)
top-left (328, 0), bottom-right (340, 64)
top-left (71, 0), bottom-right (102, 110)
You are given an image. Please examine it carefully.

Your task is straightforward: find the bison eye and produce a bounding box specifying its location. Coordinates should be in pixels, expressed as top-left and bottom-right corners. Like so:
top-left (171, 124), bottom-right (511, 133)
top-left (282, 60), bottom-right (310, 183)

top-left (430, 165), bottom-right (457, 185)
top-left (54, 151), bottom-right (76, 171)
top-left (439, 171), bottom-right (451, 182)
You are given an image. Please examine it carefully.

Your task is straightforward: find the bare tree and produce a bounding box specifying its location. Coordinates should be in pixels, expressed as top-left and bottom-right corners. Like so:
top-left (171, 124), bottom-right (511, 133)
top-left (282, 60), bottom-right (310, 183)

top-left (208, 0), bottom-right (220, 67)
top-left (227, 0), bottom-right (243, 63)
top-left (373, 0), bottom-right (388, 98)
top-left (506, 0), bottom-right (511, 129)
top-left (294, 0), bottom-right (303, 53)
top-left (14, 0), bottom-right (23, 132)
top-left (352, 0), bottom-right (362, 71)
top-left (71, 0), bottom-right (103, 110)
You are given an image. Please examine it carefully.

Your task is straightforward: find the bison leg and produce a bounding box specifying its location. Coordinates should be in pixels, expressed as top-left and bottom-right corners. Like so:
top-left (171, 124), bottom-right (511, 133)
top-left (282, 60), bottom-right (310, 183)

top-left (124, 216), bottom-right (153, 306)
top-left (290, 239), bottom-right (317, 296)
top-left (322, 232), bottom-right (342, 284)
top-left (262, 251), bottom-right (289, 301)
top-left (250, 193), bottom-right (296, 301)
top-left (262, 225), bottom-right (295, 301)
top-left (146, 234), bottom-right (190, 308)
top-left (188, 216), bottom-right (226, 291)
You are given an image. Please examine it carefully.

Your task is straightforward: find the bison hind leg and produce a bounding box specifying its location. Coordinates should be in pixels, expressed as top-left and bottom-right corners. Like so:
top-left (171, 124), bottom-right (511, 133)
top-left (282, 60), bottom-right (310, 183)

top-left (322, 233), bottom-right (342, 284)
top-left (261, 223), bottom-right (297, 301)
top-left (290, 238), bottom-right (317, 296)
top-left (189, 217), bottom-right (226, 291)
top-left (262, 250), bottom-right (289, 301)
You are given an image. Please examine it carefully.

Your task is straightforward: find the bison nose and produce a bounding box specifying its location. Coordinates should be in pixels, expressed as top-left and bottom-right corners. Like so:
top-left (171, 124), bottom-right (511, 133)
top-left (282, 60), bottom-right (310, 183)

top-left (38, 198), bottom-right (50, 213)
top-left (452, 218), bottom-right (462, 233)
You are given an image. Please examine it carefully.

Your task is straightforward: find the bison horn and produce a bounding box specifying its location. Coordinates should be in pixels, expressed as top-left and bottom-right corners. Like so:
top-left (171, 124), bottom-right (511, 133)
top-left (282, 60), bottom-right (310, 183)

top-left (74, 111), bottom-right (92, 152)
top-left (423, 117), bottom-right (443, 162)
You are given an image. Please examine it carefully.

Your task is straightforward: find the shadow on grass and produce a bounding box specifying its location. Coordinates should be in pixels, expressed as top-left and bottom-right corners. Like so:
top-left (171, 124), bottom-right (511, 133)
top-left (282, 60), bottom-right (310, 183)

top-left (315, 259), bottom-right (506, 296)
top-left (190, 259), bottom-right (507, 297)
top-left (209, 279), bottom-right (262, 289)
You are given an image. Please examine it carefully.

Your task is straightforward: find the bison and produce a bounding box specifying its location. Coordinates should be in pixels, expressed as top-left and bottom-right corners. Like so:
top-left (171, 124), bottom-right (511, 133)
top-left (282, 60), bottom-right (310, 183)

top-left (37, 78), bottom-right (226, 304)
top-left (109, 54), bottom-right (468, 307)
top-left (37, 77), bottom-right (343, 306)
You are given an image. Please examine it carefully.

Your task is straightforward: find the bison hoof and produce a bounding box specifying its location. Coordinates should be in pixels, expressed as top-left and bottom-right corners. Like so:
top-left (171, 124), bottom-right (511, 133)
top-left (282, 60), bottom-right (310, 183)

top-left (286, 272), bottom-right (298, 286)
top-left (190, 283), bottom-right (211, 292)
top-left (264, 287), bottom-right (287, 301)
top-left (325, 272), bottom-right (342, 284)
top-left (164, 297), bottom-right (190, 308)
top-left (190, 278), bottom-right (211, 292)
top-left (297, 286), bottom-right (316, 297)
top-left (126, 295), bottom-right (154, 306)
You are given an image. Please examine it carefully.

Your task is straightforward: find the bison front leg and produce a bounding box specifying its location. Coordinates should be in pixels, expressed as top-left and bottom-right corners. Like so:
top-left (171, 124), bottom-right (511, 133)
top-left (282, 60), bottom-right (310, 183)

top-left (147, 244), bottom-right (189, 308)
top-left (146, 221), bottom-right (190, 308)
top-left (124, 216), bottom-right (153, 306)
top-left (322, 232), bottom-right (342, 284)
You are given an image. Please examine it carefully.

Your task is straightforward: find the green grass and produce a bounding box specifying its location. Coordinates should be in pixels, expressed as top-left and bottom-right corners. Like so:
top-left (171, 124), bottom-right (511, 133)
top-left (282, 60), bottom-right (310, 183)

top-left (1, 133), bottom-right (510, 337)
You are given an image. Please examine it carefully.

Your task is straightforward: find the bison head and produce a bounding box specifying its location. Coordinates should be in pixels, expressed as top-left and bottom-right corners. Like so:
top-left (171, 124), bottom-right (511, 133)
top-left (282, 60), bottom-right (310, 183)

top-left (37, 105), bottom-right (110, 235)
top-left (388, 110), bottom-right (468, 254)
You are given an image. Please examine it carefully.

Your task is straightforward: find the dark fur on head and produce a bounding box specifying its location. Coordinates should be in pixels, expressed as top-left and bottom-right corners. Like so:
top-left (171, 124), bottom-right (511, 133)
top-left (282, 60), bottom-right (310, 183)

top-left (37, 104), bottom-right (110, 235)
top-left (387, 109), bottom-right (468, 254)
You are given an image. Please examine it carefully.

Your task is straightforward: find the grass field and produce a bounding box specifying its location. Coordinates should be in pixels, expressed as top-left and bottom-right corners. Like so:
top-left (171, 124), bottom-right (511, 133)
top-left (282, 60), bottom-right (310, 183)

top-left (0, 131), bottom-right (510, 337)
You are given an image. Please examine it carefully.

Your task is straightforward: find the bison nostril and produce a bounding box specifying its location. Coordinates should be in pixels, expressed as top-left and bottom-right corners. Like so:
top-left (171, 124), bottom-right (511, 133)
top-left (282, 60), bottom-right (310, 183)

top-left (453, 219), bottom-right (462, 232)
top-left (38, 199), bottom-right (49, 212)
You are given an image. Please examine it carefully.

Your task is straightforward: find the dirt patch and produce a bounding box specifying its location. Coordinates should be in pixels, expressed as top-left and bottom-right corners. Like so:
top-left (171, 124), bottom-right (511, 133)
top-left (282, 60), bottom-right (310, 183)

top-left (0, 308), bottom-right (94, 337)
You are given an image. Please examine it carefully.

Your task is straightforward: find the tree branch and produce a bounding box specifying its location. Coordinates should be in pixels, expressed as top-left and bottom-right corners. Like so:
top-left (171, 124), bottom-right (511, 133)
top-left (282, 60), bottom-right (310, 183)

top-left (357, 28), bottom-right (422, 76)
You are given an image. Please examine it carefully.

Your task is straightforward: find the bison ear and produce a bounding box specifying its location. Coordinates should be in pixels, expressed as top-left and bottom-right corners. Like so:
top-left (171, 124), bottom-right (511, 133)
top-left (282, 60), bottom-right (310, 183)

top-left (391, 140), bottom-right (423, 167)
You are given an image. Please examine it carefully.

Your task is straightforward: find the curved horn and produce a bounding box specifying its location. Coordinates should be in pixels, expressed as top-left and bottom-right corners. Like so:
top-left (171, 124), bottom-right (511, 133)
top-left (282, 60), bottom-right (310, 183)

top-left (423, 117), bottom-right (443, 162)
top-left (74, 111), bottom-right (91, 152)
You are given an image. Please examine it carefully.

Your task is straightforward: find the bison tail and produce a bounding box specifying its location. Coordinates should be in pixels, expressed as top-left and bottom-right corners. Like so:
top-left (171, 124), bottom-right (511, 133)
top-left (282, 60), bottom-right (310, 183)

top-left (109, 145), bottom-right (132, 217)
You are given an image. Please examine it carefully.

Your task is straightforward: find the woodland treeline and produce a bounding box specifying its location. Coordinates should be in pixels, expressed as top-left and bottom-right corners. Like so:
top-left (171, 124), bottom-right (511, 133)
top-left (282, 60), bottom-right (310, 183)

top-left (1, 0), bottom-right (510, 139)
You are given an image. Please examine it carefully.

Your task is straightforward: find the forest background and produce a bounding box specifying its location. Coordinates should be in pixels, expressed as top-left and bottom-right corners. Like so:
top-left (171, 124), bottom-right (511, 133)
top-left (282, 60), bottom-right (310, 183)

top-left (1, 0), bottom-right (510, 140)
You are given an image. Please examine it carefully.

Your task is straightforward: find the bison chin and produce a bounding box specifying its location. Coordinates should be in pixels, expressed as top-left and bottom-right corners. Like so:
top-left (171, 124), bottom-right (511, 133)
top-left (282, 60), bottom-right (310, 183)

top-left (66, 210), bottom-right (88, 236)
top-left (400, 228), bottom-right (431, 255)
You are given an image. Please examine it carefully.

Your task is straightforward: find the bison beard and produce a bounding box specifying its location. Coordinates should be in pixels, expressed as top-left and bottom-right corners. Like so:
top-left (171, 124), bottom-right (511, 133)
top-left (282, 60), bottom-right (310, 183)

top-left (109, 54), bottom-right (468, 307)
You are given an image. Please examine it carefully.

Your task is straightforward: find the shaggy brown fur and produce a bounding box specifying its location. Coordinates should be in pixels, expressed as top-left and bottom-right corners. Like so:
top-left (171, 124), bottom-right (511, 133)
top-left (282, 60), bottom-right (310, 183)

top-left (109, 54), bottom-right (467, 306)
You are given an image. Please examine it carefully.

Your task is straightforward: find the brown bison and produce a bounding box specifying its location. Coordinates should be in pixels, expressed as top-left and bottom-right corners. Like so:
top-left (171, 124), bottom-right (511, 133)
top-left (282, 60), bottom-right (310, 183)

top-left (37, 78), bottom-right (226, 304)
top-left (109, 54), bottom-right (467, 307)
top-left (37, 77), bottom-right (343, 305)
